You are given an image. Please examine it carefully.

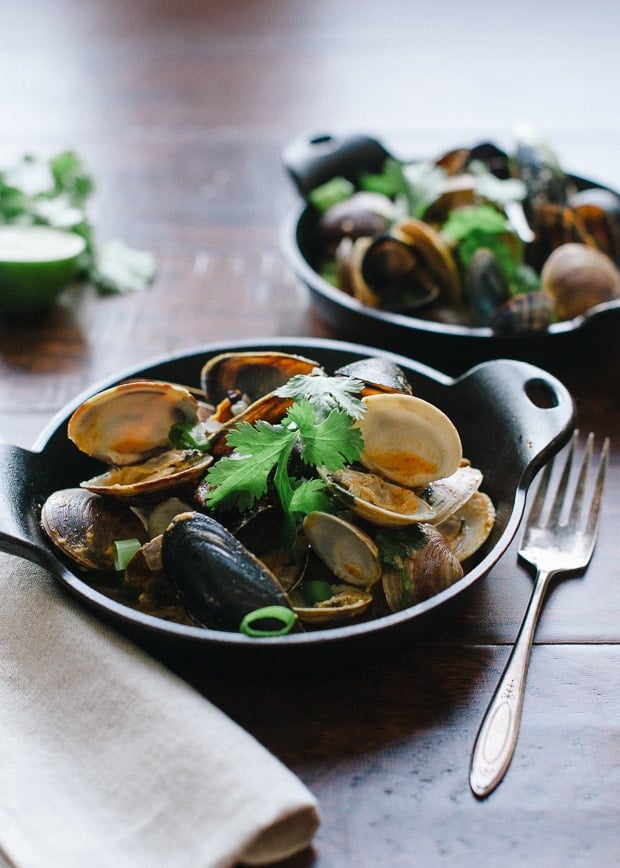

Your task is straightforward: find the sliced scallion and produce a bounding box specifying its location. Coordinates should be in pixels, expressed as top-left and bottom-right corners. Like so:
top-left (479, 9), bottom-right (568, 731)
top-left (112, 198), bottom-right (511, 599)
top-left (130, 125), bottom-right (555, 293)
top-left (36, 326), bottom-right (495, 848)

top-left (308, 176), bottom-right (355, 213)
top-left (239, 605), bottom-right (297, 638)
top-left (113, 538), bottom-right (142, 571)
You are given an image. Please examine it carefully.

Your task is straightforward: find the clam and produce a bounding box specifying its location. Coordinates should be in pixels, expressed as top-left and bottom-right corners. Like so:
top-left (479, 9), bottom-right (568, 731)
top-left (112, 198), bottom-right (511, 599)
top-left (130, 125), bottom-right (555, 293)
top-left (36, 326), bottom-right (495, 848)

top-left (67, 379), bottom-right (213, 501)
top-left (381, 524), bottom-right (463, 612)
top-left (303, 511), bottom-right (382, 588)
top-left (290, 585), bottom-right (373, 625)
top-left (423, 464), bottom-right (484, 525)
top-left (541, 243), bottom-right (620, 320)
top-left (490, 291), bottom-right (554, 335)
top-left (161, 511), bottom-right (298, 632)
top-left (437, 491), bottom-right (496, 562)
top-left (320, 466), bottom-right (437, 527)
top-left (318, 393), bottom-right (463, 527)
top-left (68, 380), bottom-right (200, 466)
top-left (334, 236), bottom-right (379, 306)
top-left (356, 393), bottom-right (462, 488)
top-left (526, 203), bottom-right (594, 272)
top-left (200, 351), bottom-right (321, 407)
top-left (317, 191), bottom-right (397, 247)
top-left (41, 488), bottom-right (148, 571)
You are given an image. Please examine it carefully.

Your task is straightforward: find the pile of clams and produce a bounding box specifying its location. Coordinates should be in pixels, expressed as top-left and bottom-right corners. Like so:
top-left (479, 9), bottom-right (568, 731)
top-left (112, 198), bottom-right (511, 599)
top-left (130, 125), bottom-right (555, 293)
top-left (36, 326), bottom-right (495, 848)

top-left (312, 133), bottom-right (620, 334)
top-left (41, 351), bottom-right (495, 637)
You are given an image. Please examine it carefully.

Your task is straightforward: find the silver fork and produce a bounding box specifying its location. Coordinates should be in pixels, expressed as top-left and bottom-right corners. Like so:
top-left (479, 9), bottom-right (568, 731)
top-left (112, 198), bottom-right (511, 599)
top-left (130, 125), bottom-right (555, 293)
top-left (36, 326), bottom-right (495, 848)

top-left (469, 431), bottom-right (609, 798)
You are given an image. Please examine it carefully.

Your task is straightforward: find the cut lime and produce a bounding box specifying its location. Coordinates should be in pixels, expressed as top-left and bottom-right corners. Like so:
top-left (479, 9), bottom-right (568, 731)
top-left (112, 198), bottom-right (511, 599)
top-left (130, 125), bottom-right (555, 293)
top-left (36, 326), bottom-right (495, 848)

top-left (0, 225), bottom-right (86, 316)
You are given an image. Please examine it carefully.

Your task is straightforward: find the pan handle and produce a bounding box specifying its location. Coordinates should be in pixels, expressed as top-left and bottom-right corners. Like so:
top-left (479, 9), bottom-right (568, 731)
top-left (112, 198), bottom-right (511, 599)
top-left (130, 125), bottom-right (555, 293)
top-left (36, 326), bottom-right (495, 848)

top-left (457, 359), bottom-right (576, 484)
top-left (0, 442), bottom-right (58, 571)
top-left (282, 132), bottom-right (391, 199)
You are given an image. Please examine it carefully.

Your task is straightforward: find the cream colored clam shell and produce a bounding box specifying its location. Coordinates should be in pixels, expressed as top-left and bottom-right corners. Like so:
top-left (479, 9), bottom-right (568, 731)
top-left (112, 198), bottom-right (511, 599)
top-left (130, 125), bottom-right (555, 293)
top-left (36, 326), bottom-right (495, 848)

top-left (356, 393), bottom-right (462, 488)
top-left (303, 511), bottom-right (382, 588)
top-left (437, 491), bottom-right (496, 562)
top-left (68, 380), bottom-right (199, 466)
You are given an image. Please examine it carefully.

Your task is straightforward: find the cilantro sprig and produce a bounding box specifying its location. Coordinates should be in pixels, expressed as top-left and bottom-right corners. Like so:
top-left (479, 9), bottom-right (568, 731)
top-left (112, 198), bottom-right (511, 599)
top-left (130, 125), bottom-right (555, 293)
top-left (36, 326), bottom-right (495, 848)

top-left (205, 375), bottom-right (367, 550)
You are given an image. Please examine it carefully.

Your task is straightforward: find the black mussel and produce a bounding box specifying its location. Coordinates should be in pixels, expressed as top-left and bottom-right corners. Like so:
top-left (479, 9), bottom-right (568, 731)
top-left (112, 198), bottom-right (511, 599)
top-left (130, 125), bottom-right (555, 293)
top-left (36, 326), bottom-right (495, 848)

top-left (467, 142), bottom-right (511, 179)
top-left (465, 248), bottom-right (511, 325)
top-left (361, 217), bottom-right (460, 312)
top-left (161, 511), bottom-right (298, 632)
top-left (335, 356), bottom-right (413, 395)
top-left (513, 134), bottom-right (568, 209)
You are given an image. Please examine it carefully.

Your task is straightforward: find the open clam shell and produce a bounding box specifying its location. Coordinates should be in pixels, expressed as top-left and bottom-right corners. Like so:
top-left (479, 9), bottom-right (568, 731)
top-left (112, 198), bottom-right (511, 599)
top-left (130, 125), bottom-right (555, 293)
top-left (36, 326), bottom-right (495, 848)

top-left (356, 393), bottom-right (462, 488)
top-left (68, 380), bottom-right (199, 466)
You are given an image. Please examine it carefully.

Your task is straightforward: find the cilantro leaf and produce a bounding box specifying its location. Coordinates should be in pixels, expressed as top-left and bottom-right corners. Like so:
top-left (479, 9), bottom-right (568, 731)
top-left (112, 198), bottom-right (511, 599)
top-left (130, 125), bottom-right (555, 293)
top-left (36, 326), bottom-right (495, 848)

top-left (275, 374), bottom-right (366, 419)
top-left (205, 420), bottom-right (296, 512)
top-left (289, 478), bottom-right (331, 515)
top-left (288, 401), bottom-right (364, 469)
top-left (375, 525), bottom-right (428, 570)
top-left (204, 377), bottom-right (367, 551)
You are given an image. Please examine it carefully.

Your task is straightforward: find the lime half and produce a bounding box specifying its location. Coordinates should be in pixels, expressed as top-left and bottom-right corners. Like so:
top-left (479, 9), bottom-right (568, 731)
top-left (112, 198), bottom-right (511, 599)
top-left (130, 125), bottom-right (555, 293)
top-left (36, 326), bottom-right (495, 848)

top-left (0, 225), bottom-right (86, 315)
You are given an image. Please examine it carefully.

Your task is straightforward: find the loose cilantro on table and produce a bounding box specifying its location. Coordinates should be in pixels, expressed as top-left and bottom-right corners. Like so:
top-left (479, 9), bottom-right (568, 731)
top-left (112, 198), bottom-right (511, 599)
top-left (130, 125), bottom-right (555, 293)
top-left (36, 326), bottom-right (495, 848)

top-left (205, 375), bottom-right (367, 550)
top-left (0, 150), bottom-right (155, 294)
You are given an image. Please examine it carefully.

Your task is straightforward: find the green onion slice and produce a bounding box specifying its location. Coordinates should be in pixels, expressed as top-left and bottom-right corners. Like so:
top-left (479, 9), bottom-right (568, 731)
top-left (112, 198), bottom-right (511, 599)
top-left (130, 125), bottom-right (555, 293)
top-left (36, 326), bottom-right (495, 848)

top-left (113, 538), bottom-right (142, 571)
top-left (308, 176), bottom-right (355, 213)
top-left (239, 605), bottom-right (297, 638)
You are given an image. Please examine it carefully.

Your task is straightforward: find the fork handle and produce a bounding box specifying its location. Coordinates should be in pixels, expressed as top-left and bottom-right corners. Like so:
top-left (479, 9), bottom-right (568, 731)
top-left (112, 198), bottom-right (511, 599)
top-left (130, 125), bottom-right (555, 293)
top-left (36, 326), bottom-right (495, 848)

top-left (470, 567), bottom-right (555, 797)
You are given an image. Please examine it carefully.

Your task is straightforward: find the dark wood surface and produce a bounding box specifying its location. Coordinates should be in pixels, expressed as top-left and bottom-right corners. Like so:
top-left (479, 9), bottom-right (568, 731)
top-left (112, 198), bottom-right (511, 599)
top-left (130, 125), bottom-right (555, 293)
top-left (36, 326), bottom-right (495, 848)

top-left (1, 2), bottom-right (618, 865)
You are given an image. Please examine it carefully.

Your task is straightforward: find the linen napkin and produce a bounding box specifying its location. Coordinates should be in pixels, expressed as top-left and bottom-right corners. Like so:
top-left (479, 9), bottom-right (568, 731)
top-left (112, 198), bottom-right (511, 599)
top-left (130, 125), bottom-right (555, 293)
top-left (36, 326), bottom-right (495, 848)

top-left (0, 552), bottom-right (320, 868)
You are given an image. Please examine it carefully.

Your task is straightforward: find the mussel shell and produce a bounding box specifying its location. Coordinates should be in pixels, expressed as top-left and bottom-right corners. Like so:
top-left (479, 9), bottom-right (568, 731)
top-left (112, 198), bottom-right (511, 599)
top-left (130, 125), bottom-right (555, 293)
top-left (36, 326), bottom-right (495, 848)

top-left (41, 488), bottom-right (148, 571)
top-left (361, 234), bottom-right (440, 310)
top-left (465, 248), bottom-right (511, 325)
top-left (335, 356), bottom-right (413, 395)
top-left (161, 511), bottom-right (296, 631)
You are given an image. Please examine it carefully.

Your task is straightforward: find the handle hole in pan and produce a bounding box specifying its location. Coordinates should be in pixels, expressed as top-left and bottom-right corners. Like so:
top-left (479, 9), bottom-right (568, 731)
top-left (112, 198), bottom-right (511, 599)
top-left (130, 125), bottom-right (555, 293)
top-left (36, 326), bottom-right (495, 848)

top-left (525, 377), bottom-right (560, 409)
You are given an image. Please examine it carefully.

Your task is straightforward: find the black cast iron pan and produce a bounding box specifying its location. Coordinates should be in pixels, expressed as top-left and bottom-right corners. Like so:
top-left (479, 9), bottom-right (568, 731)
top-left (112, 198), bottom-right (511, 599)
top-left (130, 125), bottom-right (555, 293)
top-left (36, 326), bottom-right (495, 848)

top-left (281, 133), bottom-right (620, 376)
top-left (0, 338), bottom-right (575, 672)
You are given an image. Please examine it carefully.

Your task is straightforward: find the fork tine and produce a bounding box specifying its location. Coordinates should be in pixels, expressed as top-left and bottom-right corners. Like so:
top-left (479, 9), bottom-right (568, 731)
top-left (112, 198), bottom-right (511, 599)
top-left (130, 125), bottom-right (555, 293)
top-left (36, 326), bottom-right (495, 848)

top-left (547, 430), bottom-right (578, 528)
top-left (526, 448), bottom-right (557, 527)
top-left (566, 432), bottom-right (594, 531)
top-left (583, 436), bottom-right (609, 541)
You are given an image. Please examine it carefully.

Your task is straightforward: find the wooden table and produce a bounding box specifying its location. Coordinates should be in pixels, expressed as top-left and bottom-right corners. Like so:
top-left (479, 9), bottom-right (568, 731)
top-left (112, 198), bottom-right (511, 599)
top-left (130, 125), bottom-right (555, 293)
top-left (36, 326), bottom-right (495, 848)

top-left (1, 2), bottom-right (618, 865)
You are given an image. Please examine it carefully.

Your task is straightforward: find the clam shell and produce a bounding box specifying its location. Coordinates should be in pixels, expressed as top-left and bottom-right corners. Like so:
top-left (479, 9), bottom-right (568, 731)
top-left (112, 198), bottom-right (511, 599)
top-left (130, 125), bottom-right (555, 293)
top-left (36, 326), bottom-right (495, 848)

top-left (303, 510), bottom-right (381, 588)
top-left (437, 491), bottom-right (496, 562)
top-left (68, 380), bottom-right (199, 466)
top-left (356, 393), bottom-right (462, 488)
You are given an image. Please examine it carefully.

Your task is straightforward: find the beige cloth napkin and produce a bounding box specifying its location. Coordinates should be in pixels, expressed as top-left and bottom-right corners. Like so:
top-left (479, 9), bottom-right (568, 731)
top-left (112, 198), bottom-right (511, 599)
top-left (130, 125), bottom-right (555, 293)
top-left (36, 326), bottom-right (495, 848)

top-left (0, 552), bottom-right (320, 868)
